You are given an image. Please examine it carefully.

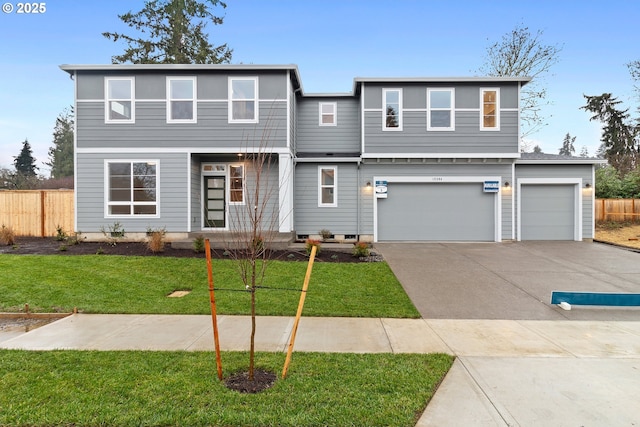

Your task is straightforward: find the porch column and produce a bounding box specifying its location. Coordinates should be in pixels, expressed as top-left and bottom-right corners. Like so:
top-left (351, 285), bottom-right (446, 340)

top-left (278, 153), bottom-right (294, 232)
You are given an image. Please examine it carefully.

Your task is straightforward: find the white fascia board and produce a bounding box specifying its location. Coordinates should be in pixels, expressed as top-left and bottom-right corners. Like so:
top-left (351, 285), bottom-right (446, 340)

top-left (77, 147), bottom-right (292, 155)
top-left (361, 153), bottom-right (521, 159)
top-left (516, 159), bottom-right (607, 165)
top-left (295, 157), bottom-right (360, 163)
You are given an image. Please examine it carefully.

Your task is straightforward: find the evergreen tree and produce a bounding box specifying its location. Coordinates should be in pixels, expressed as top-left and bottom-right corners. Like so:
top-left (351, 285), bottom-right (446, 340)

top-left (533, 145), bottom-right (543, 153)
top-left (580, 146), bottom-right (589, 158)
top-left (559, 132), bottom-right (576, 156)
top-left (46, 108), bottom-right (75, 178)
top-left (582, 93), bottom-right (639, 176)
top-left (103, 0), bottom-right (232, 64)
top-left (14, 139), bottom-right (38, 177)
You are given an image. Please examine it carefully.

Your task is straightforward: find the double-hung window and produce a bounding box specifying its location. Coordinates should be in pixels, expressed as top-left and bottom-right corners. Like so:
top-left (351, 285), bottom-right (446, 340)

top-left (318, 166), bottom-right (337, 207)
top-left (167, 77), bottom-right (196, 123)
top-left (319, 102), bottom-right (337, 126)
top-left (229, 77), bottom-right (258, 123)
top-left (106, 161), bottom-right (158, 216)
top-left (427, 88), bottom-right (454, 131)
top-left (105, 77), bottom-right (134, 123)
top-left (480, 88), bottom-right (500, 130)
top-left (383, 89), bottom-right (402, 130)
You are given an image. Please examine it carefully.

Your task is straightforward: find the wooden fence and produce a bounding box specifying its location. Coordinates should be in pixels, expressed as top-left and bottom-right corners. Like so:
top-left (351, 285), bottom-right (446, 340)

top-left (595, 199), bottom-right (640, 223)
top-left (0, 190), bottom-right (74, 237)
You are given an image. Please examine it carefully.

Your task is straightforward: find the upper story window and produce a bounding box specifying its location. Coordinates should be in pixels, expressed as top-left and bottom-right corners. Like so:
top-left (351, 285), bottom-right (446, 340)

top-left (105, 78), bottom-right (134, 123)
top-left (229, 77), bottom-right (258, 123)
top-left (167, 77), bottom-right (196, 123)
top-left (318, 166), bottom-right (337, 207)
top-left (427, 88), bottom-right (454, 131)
top-left (383, 89), bottom-right (402, 131)
top-left (481, 88), bottom-right (500, 130)
top-left (229, 164), bottom-right (244, 204)
top-left (319, 102), bottom-right (337, 126)
top-left (106, 161), bottom-right (158, 216)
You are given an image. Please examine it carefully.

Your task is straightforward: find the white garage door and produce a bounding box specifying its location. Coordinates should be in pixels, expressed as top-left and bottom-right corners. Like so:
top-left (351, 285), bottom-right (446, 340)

top-left (520, 184), bottom-right (576, 240)
top-left (377, 182), bottom-right (496, 241)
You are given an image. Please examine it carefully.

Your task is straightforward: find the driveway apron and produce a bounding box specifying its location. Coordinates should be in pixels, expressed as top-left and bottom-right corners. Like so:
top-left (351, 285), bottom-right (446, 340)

top-left (374, 241), bottom-right (640, 320)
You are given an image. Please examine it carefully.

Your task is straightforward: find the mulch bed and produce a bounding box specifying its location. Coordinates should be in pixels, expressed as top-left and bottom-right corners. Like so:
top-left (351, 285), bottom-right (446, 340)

top-left (0, 237), bottom-right (377, 263)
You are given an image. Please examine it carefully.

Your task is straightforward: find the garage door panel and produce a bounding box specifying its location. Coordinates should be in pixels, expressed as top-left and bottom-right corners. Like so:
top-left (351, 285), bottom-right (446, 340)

top-left (521, 184), bottom-right (575, 240)
top-left (378, 183), bottom-right (495, 241)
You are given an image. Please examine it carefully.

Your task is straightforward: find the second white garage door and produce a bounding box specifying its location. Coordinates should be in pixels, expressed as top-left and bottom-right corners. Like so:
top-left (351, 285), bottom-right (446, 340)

top-left (520, 184), bottom-right (577, 240)
top-left (377, 182), bottom-right (496, 241)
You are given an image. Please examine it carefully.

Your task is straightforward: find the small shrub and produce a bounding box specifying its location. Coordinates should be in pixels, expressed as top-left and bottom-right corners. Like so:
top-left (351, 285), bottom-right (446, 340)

top-left (101, 222), bottom-right (125, 246)
top-left (146, 227), bottom-right (166, 253)
top-left (223, 250), bottom-right (231, 257)
top-left (352, 242), bottom-right (370, 257)
top-left (318, 229), bottom-right (332, 240)
top-left (55, 226), bottom-right (67, 241)
top-left (0, 225), bottom-right (16, 246)
top-left (96, 247), bottom-right (104, 255)
top-left (305, 238), bottom-right (322, 256)
top-left (58, 244), bottom-right (68, 252)
top-left (193, 235), bottom-right (205, 253)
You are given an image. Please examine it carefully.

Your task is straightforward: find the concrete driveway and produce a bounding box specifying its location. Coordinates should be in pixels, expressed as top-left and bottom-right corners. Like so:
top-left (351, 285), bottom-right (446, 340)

top-left (375, 241), bottom-right (640, 320)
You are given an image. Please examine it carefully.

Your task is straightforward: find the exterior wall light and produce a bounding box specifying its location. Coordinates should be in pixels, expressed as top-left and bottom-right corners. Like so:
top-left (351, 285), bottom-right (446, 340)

top-left (366, 181), bottom-right (372, 187)
top-left (585, 183), bottom-right (591, 188)
top-left (503, 181), bottom-right (510, 188)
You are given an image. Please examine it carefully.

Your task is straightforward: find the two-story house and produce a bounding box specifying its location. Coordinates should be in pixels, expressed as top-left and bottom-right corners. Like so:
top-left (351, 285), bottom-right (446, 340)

top-left (60, 64), bottom-right (601, 243)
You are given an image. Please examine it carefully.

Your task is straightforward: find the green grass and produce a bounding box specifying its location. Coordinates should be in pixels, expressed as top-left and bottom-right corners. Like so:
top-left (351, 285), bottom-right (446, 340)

top-left (0, 350), bottom-right (453, 427)
top-left (0, 255), bottom-right (419, 318)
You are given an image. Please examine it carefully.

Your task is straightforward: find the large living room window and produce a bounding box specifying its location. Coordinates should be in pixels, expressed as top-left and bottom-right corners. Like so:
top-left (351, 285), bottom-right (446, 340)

top-left (106, 161), bottom-right (158, 216)
top-left (383, 89), bottom-right (402, 131)
top-left (480, 88), bottom-right (500, 130)
top-left (167, 77), bottom-right (196, 123)
top-left (427, 88), bottom-right (454, 131)
top-left (229, 77), bottom-right (258, 123)
top-left (318, 166), bottom-right (337, 207)
top-left (105, 77), bottom-right (134, 123)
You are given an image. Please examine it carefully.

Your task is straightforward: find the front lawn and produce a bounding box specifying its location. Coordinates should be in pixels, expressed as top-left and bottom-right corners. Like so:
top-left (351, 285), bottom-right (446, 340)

top-left (0, 255), bottom-right (419, 318)
top-left (0, 350), bottom-right (453, 427)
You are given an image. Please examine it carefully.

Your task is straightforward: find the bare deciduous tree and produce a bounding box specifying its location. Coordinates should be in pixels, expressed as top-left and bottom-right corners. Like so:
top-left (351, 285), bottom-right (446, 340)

top-left (478, 24), bottom-right (562, 138)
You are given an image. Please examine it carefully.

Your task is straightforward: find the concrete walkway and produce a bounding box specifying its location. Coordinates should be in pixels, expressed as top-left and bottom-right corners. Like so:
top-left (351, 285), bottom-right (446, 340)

top-left (2, 314), bottom-right (640, 425)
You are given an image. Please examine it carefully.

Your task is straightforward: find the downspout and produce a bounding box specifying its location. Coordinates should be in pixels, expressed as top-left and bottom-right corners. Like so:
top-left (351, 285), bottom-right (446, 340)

top-left (357, 159), bottom-right (361, 240)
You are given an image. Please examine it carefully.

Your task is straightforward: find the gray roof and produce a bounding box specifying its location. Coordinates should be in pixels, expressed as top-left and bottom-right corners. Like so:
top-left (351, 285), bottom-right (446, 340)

top-left (518, 152), bottom-right (606, 164)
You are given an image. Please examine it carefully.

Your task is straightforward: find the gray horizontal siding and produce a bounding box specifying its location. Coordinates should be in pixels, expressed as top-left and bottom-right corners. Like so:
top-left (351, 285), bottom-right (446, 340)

top-left (363, 111), bottom-right (518, 154)
top-left (76, 152), bottom-right (189, 233)
top-left (76, 101), bottom-right (287, 149)
top-left (296, 98), bottom-right (360, 153)
top-left (294, 163), bottom-right (359, 235)
top-left (76, 71), bottom-right (289, 101)
top-left (363, 83), bottom-right (520, 110)
top-left (515, 164), bottom-right (594, 238)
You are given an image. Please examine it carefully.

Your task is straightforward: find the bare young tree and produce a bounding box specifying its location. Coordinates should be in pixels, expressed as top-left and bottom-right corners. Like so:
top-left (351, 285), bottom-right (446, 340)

top-left (222, 121), bottom-right (288, 383)
top-left (478, 24), bottom-right (562, 138)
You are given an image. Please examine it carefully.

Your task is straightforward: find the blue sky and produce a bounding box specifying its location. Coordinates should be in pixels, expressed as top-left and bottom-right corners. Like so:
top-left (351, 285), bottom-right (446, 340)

top-left (0, 0), bottom-right (638, 173)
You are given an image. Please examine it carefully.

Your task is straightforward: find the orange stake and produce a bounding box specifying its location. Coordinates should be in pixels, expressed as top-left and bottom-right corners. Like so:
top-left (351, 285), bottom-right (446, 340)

top-left (282, 244), bottom-right (317, 379)
top-left (205, 239), bottom-right (223, 380)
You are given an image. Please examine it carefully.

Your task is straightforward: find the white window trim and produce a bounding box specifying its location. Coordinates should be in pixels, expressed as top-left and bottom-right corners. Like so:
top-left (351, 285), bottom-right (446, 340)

top-left (228, 77), bottom-right (259, 123)
top-left (228, 163), bottom-right (245, 206)
top-left (382, 88), bottom-right (403, 131)
top-left (104, 159), bottom-right (160, 218)
top-left (166, 77), bottom-right (197, 123)
top-left (319, 102), bottom-right (337, 126)
top-left (480, 88), bottom-right (500, 131)
top-left (427, 88), bottom-right (455, 131)
top-left (318, 166), bottom-right (338, 207)
top-left (105, 77), bottom-right (135, 124)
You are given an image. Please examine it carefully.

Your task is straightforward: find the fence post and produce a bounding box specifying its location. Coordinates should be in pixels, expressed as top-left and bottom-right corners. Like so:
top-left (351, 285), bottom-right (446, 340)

top-left (40, 191), bottom-right (45, 237)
